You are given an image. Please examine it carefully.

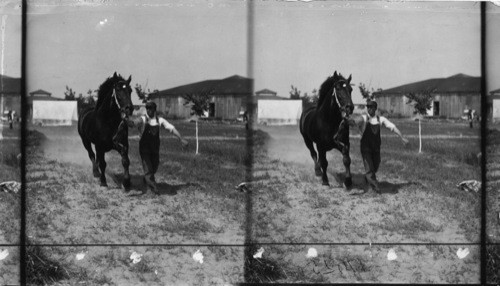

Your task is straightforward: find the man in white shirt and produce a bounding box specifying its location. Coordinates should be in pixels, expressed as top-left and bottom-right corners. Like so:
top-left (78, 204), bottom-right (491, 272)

top-left (128, 101), bottom-right (188, 194)
top-left (348, 100), bottom-right (408, 193)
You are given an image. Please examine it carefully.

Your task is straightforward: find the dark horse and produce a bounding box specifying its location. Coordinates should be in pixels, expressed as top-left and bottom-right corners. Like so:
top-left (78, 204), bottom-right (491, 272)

top-left (299, 71), bottom-right (354, 187)
top-left (78, 72), bottom-right (134, 190)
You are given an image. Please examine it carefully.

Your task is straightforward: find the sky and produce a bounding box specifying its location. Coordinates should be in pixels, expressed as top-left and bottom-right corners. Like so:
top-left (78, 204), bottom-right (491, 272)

top-left (253, 1), bottom-right (483, 103)
top-left (26, 0), bottom-right (249, 105)
top-left (486, 2), bottom-right (500, 93)
top-left (0, 1), bottom-right (497, 105)
top-left (0, 1), bottom-right (22, 82)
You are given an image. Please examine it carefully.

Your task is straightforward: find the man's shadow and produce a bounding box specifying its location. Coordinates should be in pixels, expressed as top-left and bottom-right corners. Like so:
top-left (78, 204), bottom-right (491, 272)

top-left (334, 173), bottom-right (422, 195)
top-left (109, 173), bottom-right (198, 196)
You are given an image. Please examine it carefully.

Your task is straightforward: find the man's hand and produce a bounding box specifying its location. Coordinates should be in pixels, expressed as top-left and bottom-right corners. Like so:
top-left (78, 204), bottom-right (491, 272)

top-left (181, 139), bottom-right (189, 149)
top-left (402, 137), bottom-right (409, 146)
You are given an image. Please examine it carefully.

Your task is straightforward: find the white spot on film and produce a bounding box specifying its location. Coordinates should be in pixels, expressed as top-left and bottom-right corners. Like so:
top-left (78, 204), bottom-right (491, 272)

top-left (306, 247), bottom-right (318, 258)
top-left (387, 248), bottom-right (397, 261)
top-left (193, 249), bottom-right (204, 264)
top-left (130, 251), bottom-right (142, 264)
top-left (0, 249), bottom-right (9, 260)
top-left (253, 247), bottom-right (264, 259)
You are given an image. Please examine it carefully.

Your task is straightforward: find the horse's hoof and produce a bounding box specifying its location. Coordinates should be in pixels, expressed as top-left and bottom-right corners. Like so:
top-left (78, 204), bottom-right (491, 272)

top-left (123, 180), bottom-right (131, 190)
top-left (100, 182), bottom-right (108, 187)
top-left (322, 181), bottom-right (330, 186)
top-left (315, 170), bottom-right (322, 176)
top-left (344, 177), bottom-right (353, 189)
top-left (93, 171), bottom-right (100, 178)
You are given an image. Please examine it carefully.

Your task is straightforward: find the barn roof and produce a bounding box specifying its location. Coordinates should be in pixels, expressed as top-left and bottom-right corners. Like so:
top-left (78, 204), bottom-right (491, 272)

top-left (256, 88), bottom-right (277, 95)
top-left (374, 74), bottom-right (481, 96)
top-left (490, 88), bottom-right (500, 94)
top-left (153, 75), bottom-right (253, 98)
top-left (257, 95), bottom-right (288, 100)
top-left (29, 89), bottom-right (52, 96)
top-left (0, 75), bottom-right (21, 94)
top-left (30, 96), bottom-right (64, 101)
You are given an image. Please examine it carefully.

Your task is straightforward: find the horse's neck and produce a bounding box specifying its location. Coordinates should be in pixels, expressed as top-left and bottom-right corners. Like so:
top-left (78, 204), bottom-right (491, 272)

top-left (318, 98), bottom-right (340, 118)
top-left (316, 99), bottom-right (342, 133)
top-left (95, 95), bottom-right (119, 121)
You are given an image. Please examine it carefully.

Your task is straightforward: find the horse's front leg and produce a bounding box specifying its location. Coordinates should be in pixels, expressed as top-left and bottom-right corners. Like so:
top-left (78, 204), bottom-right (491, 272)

top-left (120, 149), bottom-right (131, 191)
top-left (342, 143), bottom-right (353, 189)
top-left (113, 128), bottom-right (131, 191)
top-left (333, 118), bottom-right (348, 153)
top-left (113, 142), bottom-right (130, 191)
top-left (96, 147), bottom-right (108, 187)
top-left (318, 148), bottom-right (329, 186)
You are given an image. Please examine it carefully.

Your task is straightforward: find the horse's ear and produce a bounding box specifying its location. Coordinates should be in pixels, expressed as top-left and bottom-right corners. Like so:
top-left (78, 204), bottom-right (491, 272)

top-left (127, 75), bottom-right (132, 84)
top-left (113, 72), bottom-right (118, 79)
top-left (347, 74), bottom-right (352, 83)
top-left (333, 71), bottom-right (338, 78)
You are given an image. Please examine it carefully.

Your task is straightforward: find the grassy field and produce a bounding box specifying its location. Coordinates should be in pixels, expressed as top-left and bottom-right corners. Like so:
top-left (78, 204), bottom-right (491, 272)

top-left (248, 118), bottom-right (481, 283)
top-left (0, 124), bottom-right (21, 286)
top-left (25, 120), bottom-right (251, 285)
top-left (4, 118), bottom-right (487, 284)
top-left (486, 124), bottom-right (500, 284)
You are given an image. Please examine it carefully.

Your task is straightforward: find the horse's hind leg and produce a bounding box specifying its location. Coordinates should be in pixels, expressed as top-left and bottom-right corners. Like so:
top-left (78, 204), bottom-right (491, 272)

top-left (341, 144), bottom-right (353, 189)
top-left (317, 147), bottom-right (329, 186)
top-left (303, 137), bottom-right (321, 176)
top-left (82, 138), bottom-right (99, 177)
top-left (96, 147), bottom-right (108, 187)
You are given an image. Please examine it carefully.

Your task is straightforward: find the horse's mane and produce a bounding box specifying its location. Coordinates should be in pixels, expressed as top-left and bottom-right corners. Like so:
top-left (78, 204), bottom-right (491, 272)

top-left (316, 73), bottom-right (344, 110)
top-left (94, 74), bottom-right (124, 111)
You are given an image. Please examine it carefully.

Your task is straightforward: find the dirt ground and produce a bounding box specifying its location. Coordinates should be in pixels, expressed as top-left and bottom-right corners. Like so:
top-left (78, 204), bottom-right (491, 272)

top-left (25, 124), bottom-right (247, 285)
top-left (2, 120), bottom-right (484, 284)
top-left (249, 123), bottom-right (480, 283)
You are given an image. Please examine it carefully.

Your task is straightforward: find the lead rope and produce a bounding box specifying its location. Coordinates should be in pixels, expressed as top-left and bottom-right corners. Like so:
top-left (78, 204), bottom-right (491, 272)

top-left (332, 86), bottom-right (342, 111)
top-left (112, 88), bottom-right (122, 110)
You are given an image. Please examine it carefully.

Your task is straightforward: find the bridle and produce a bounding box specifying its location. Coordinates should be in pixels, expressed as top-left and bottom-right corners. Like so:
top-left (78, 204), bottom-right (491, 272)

top-left (112, 82), bottom-right (131, 118)
top-left (112, 87), bottom-right (122, 110)
top-left (331, 80), bottom-right (352, 118)
top-left (332, 84), bottom-right (342, 110)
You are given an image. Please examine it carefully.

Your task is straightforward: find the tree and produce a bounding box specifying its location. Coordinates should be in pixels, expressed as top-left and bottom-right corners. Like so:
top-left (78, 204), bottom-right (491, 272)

top-left (76, 89), bottom-right (96, 111)
top-left (64, 86), bottom-right (76, 100)
top-left (301, 88), bottom-right (318, 109)
top-left (406, 92), bottom-right (433, 153)
top-left (135, 84), bottom-right (159, 104)
top-left (359, 82), bottom-right (382, 102)
top-left (289, 85), bottom-right (301, 99)
top-left (182, 91), bottom-right (212, 154)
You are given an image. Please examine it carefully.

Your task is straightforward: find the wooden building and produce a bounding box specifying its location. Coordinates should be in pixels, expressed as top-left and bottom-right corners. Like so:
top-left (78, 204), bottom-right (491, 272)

top-left (373, 74), bottom-right (481, 118)
top-left (255, 88), bottom-right (278, 99)
top-left (0, 75), bottom-right (21, 119)
top-left (489, 88), bottom-right (500, 121)
top-left (150, 75), bottom-right (253, 120)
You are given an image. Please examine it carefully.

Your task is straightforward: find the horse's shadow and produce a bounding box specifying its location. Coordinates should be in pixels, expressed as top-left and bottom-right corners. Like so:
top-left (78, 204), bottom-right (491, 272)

top-left (108, 173), bottom-right (197, 197)
top-left (334, 173), bottom-right (421, 195)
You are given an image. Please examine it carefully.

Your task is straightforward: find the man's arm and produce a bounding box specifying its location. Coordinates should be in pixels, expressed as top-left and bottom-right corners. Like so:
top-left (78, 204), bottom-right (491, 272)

top-left (159, 118), bottom-right (189, 148)
top-left (381, 117), bottom-right (409, 145)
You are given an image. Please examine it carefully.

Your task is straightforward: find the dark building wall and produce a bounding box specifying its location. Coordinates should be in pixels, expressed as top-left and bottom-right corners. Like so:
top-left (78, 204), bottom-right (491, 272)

top-left (154, 94), bottom-right (247, 120)
top-left (377, 93), bottom-right (480, 118)
top-left (0, 94), bottom-right (21, 116)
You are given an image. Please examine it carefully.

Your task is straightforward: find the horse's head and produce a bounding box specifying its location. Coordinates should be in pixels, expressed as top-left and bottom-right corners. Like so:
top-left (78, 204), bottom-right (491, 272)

top-left (112, 72), bottom-right (133, 119)
top-left (331, 71), bottom-right (353, 118)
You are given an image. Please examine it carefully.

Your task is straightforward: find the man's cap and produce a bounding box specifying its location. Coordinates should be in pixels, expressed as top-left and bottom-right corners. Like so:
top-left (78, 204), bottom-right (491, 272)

top-left (366, 100), bottom-right (377, 108)
top-left (145, 101), bottom-right (157, 109)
